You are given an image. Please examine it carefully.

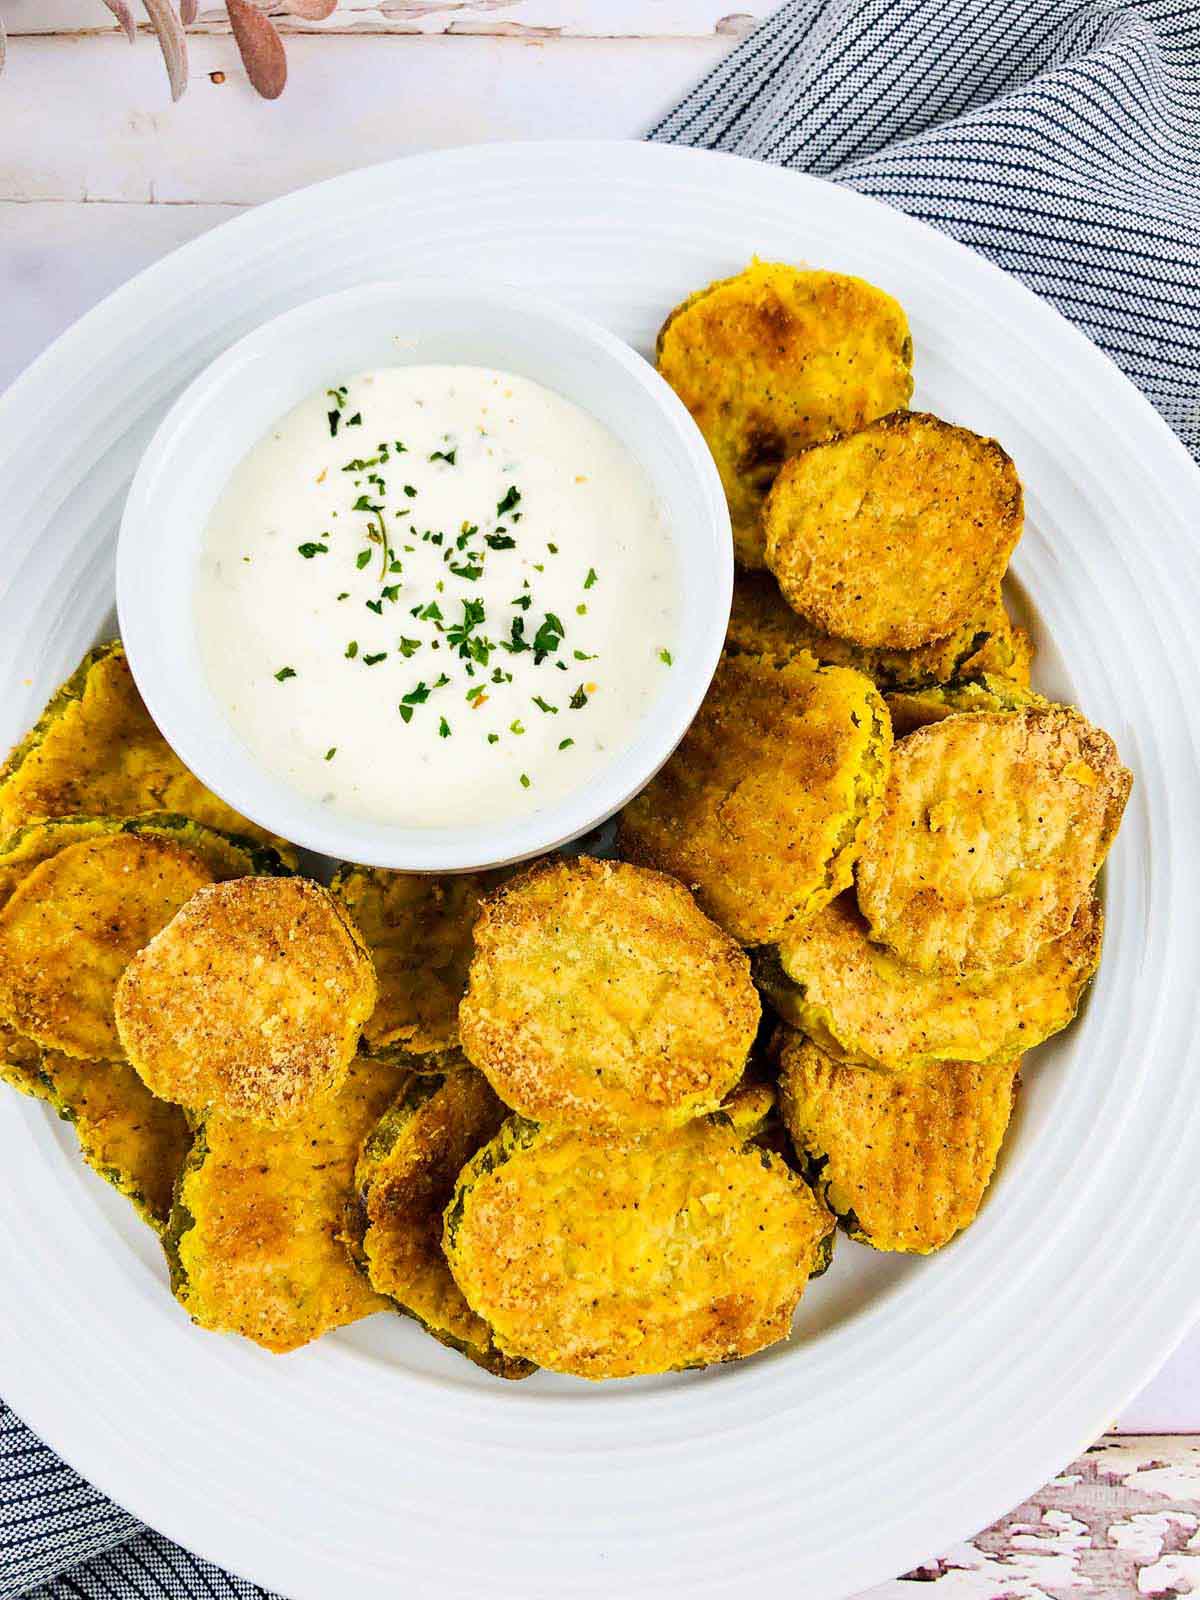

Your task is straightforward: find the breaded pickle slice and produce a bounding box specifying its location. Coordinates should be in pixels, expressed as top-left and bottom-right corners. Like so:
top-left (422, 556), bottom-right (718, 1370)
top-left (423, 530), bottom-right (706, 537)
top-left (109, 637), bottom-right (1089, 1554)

top-left (0, 642), bottom-right (289, 854)
top-left (764, 411), bottom-right (1024, 650)
top-left (0, 816), bottom-right (283, 1060)
top-left (460, 858), bottom-right (758, 1134)
top-left (165, 1056), bottom-right (403, 1353)
top-left (41, 1051), bottom-right (191, 1230)
top-left (727, 571), bottom-right (1032, 692)
top-left (886, 674), bottom-right (1046, 738)
top-left (857, 707), bottom-right (1131, 974)
top-left (0, 1019), bottom-right (51, 1101)
top-left (330, 863), bottom-right (511, 1059)
top-left (657, 261), bottom-right (913, 569)
top-left (444, 1115), bottom-right (835, 1378)
top-left (619, 651), bottom-right (891, 945)
top-left (778, 1033), bottom-right (1018, 1253)
top-left (117, 878), bottom-right (377, 1128)
top-left (757, 890), bottom-right (1101, 1072)
top-left (346, 1064), bottom-right (531, 1378)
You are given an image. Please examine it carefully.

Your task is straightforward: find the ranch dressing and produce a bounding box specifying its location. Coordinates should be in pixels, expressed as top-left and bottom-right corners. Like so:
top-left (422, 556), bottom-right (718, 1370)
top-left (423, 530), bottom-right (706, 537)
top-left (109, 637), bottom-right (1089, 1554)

top-left (196, 366), bottom-right (679, 828)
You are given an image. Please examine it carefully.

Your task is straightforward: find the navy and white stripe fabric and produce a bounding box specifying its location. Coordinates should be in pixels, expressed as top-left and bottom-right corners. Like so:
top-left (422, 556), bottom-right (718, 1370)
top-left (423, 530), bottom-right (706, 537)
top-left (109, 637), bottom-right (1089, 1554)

top-left (651, 0), bottom-right (1200, 460)
top-left (4, 3), bottom-right (1197, 1595)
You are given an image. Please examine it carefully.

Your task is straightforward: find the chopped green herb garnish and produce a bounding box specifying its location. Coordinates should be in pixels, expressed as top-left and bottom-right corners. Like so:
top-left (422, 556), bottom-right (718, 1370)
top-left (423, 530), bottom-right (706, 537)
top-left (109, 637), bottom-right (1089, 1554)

top-left (429, 449), bottom-right (457, 464)
top-left (365, 599), bottom-right (383, 615)
top-left (573, 649), bottom-right (597, 661)
top-left (347, 412), bottom-right (362, 427)
top-left (532, 696), bottom-right (558, 715)
top-left (297, 541), bottom-right (328, 559)
top-left (486, 533), bottom-right (516, 550)
top-left (511, 593), bottom-right (532, 610)
top-left (324, 747), bottom-right (336, 761)
top-left (558, 738), bottom-right (575, 750)
top-left (532, 613), bottom-right (565, 664)
top-left (496, 484), bottom-right (522, 516)
top-left (434, 673), bottom-right (451, 688)
top-left (519, 773), bottom-right (531, 789)
top-left (398, 637), bottom-right (422, 658)
top-left (345, 641), bottom-right (358, 659)
top-left (336, 591), bottom-right (349, 601)
top-left (381, 584), bottom-right (402, 602)
top-left (363, 651), bottom-right (387, 666)
top-left (399, 705), bottom-right (414, 724)
top-left (274, 666), bottom-right (296, 682)
top-left (356, 550), bottom-right (372, 570)
top-left (659, 648), bottom-right (673, 665)
top-left (487, 732), bottom-right (500, 744)
top-left (403, 484), bottom-right (417, 498)
top-left (576, 603), bottom-right (588, 615)
top-left (438, 716), bottom-right (451, 738)
top-left (547, 543), bottom-right (558, 554)
top-left (569, 684), bottom-right (589, 709)
top-left (449, 562), bottom-right (483, 581)
top-left (402, 682), bottom-right (431, 705)
top-left (510, 719), bottom-right (525, 735)
top-left (584, 567), bottom-right (598, 589)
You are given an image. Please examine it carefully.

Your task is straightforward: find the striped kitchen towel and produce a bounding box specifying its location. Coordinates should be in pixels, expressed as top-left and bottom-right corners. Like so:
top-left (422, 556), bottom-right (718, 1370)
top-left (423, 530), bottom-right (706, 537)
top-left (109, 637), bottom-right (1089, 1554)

top-left (4, 3), bottom-right (1197, 1597)
top-left (651, 0), bottom-right (1200, 459)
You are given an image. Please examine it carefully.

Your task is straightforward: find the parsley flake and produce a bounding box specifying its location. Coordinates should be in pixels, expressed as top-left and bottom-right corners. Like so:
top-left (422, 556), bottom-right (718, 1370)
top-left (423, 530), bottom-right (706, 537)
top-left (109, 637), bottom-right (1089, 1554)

top-left (274, 666), bottom-right (296, 682)
top-left (297, 541), bottom-right (328, 559)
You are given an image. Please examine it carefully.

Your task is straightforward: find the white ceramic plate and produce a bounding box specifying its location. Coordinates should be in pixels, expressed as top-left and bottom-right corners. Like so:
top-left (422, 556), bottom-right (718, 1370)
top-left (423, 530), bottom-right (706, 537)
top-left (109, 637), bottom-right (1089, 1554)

top-left (1, 142), bottom-right (1199, 1600)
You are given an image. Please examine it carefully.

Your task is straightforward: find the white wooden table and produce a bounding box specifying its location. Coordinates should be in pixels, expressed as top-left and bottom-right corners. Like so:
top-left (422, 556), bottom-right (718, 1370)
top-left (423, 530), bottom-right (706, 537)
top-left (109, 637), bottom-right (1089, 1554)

top-left (2, 5), bottom-right (1198, 1590)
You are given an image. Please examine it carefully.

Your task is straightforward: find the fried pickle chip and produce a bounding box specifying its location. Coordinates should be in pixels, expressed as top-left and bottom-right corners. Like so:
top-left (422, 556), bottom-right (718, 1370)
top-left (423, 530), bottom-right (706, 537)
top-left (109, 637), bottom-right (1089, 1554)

top-left (657, 261), bottom-right (913, 568)
top-left (0, 642), bottom-right (291, 855)
top-left (778, 1033), bottom-right (1018, 1253)
top-left (330, 864), bottom-right (512, 1059)
top-left (444, 1114), bottom-right (835, 1378)
top-left (886, 675), bottom-right (1047, 738)
top-left (0, 816), bottom-right (284, 1060)
top-left (757, 890), bottom-right (1101, 1072)
top-left (0, 1019), bottom-right (51, 1101)
top-left (116, 877), bottom-right (377, 1128)
top-left (166, 1055), bottom-right (403, 1352)
top-left (459, 858), bottom-right (758, 1134)
top-left (857, 707), bottom-right (1131, 973)
top-left (764, 411), bottom-right (1024, 650)
top-left (345, 1064), bottom-right (531, 1378)
top-left (619, 651), bottom-right (891, 945)
top-left (41, 1051), bottom-right (191, 1230)
top-left (726, 571), bottom-right (1032, 692)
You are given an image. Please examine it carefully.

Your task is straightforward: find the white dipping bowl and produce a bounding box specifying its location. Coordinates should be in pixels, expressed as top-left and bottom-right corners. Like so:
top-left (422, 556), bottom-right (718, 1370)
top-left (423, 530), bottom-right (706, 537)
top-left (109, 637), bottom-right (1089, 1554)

top-left (117, 283), bottom-right (731, 871)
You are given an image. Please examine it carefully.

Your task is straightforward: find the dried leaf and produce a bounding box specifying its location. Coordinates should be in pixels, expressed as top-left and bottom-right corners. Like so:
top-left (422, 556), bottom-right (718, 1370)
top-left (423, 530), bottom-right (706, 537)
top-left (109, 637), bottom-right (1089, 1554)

top-left (274, 0), bottom-right (337, 17)
top-left (142, 0), bottom-right (188, 100)
top-left (227, 0), bottom-right (287, 99)
top-left (100, 0), bottom-right (138, 42)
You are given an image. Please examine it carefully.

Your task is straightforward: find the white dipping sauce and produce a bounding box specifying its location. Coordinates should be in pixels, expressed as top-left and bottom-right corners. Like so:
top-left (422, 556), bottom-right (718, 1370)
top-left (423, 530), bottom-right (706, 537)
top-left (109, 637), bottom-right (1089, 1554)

top-left (196, 366), bottom-right (679, 828)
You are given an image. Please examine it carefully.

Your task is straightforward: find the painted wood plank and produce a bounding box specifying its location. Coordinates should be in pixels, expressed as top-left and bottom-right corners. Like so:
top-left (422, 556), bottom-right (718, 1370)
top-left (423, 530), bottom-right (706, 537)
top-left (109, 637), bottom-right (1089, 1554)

top-left (0, 33), bottom-right (729, 204)
top-left (5, 0), bottom-right (764, 38)
top-left (859, 1436), bottom-right (1200, 1599)
top-left (0, 201), bottom-right (243, 391)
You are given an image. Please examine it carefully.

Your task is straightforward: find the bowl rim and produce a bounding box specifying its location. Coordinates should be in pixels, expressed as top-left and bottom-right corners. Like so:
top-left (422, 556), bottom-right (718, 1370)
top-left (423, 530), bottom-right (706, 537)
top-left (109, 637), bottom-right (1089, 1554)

top-left (115, 278), bottom-right (732, 871)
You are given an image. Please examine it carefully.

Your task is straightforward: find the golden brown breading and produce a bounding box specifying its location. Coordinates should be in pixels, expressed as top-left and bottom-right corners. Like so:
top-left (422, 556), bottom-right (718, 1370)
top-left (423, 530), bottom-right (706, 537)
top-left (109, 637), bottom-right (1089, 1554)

top-left (165, 1056), bottom-right (403, 1353)
top-left (856, 707), bottom-right (1130, 974)
top-left (459, 857), bottom-right (758, 1134)
top-left (41, 1052), bottom-right (191, 1230)
top-left (758, 890), bottom-right (1102, 1071)
top-left (345, 1064), bottom-right (530, 1378)
top-left (778, 1032), bottom-right (1018, 1253)
top-left (0, 832), bottom-right (215, 1059)
top-left (886, 675), bottom-right (1047, 738)
top-left (726, 570), bottom-right (1032, 692)
top-left (0, 1019), bottom-right (51, 1101)
top-left (0, 642), bottom-right (291, 856)
top-left (656, 261), bottom-right (913, 568)
top-left (444, 1115), bottom-right (835, 1378)
top-left (619, 651), bottom-right (891, 945)
top-left (330, 863), bottom-right (512, 1059)
top-left (764, 411), bottom-right (1024, 649)
top-left (116, 877), bottom-right (377, 1127)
